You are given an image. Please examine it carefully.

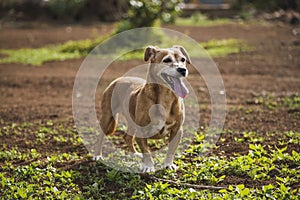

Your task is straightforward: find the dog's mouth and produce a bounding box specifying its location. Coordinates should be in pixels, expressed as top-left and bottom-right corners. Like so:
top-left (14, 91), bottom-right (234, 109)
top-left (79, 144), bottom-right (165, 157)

top-left (161, 73), bottom-right (189, 98)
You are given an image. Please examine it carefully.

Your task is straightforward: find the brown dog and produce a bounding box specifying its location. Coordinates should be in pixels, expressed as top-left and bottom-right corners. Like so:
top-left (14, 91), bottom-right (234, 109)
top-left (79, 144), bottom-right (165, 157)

top-left (93, 45), bottom-right (191, 172)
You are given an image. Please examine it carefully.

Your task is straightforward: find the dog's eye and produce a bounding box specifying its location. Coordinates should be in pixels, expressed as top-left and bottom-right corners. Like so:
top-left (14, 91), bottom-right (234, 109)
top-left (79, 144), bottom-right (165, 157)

top-left (163, 58), bottom-right (172, 63)
top-left (181, 58), bottom-right (186, 62)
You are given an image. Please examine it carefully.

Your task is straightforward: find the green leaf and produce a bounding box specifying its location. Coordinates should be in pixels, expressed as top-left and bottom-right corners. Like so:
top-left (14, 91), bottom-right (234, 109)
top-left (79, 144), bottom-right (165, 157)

top-left (219, 189), bottom-right (228, 193)
top-left (17, 188), bottom-right (27, 198)
top-left (280, 184), bottom-right (288, 193)
top-left (262, 184), bottom-right (274, 193)
top-left (236, 184), bottom-right (245, 194)
top-left (241, 188), bottom-right (250, 196)
top-left (236, 184), bottom-right (245, 190)
top-left (249, 144), bottom-right (256, 150)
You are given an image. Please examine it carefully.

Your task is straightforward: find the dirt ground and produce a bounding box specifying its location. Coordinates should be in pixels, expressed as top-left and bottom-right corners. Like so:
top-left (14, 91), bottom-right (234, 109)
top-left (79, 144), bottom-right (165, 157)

top-left (1, 22), bottom-right (299, 126)
top-left (0, 21), bottom-right (299, 188)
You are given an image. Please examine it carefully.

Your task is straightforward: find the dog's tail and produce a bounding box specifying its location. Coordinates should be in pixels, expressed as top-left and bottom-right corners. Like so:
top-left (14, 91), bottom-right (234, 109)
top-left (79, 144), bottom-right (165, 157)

top-left (99, 81), bottom-right (119, 136)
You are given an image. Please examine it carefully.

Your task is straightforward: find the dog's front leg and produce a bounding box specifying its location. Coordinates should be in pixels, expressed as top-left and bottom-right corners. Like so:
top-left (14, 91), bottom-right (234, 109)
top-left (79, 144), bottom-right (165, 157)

top-left (123, 133), bottom-right (143, 158)
top-left (164, 128), bottom-right (183, 170)
top-left (136, 138), bottom-right (155, 172)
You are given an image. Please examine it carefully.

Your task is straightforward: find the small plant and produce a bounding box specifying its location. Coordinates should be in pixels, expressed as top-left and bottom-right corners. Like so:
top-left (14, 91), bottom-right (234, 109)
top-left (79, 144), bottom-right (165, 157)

top-left (1, 120), bottom-right (300, 199)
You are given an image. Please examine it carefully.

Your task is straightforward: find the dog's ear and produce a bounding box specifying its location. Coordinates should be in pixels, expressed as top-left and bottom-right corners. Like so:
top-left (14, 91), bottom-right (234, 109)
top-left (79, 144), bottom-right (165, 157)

top-left (173, 45), bottom-right (191, 64)
top-left (144, 46), bottom-right (157, 62)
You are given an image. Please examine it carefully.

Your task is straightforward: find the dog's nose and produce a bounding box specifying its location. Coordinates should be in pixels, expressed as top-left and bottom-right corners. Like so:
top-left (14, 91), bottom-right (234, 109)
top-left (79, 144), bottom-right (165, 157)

top-left (177, 68), bottom-right (187, 76)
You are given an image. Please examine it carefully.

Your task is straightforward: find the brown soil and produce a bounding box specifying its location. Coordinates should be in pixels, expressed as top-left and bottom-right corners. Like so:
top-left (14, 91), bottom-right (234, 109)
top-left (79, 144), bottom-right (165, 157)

top-left (0, 22), bottom-right (299, 189)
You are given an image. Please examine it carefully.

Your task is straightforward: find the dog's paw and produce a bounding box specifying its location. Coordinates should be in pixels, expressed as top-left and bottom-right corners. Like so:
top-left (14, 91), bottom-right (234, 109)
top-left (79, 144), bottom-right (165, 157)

top-left (141, 164), bottom-right (155, 173)
top-left (163, 162), bottom-right (178, 171)
top-left (92, 155), bottom-right (103, 161)
top-left (133, 152), bottom-right (143, 158)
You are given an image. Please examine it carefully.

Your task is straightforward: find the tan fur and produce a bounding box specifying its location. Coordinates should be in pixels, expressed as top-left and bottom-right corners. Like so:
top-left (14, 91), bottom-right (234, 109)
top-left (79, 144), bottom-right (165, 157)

top-left (94, 45), bottom-right (191, 172)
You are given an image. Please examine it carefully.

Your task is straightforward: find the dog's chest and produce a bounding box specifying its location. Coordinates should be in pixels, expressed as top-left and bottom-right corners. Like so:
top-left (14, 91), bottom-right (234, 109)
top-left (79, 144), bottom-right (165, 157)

top-left (150, 121), bottom-right (175, 139)
top-left (150, 98), bottom-right (185, 139)
top-left (179, 97), bottom-right (185, 122)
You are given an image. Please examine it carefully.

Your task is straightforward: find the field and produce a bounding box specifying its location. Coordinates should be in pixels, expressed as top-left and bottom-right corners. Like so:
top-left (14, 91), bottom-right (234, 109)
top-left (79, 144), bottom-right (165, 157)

top-left (0, 20), bottom-right (299, 199)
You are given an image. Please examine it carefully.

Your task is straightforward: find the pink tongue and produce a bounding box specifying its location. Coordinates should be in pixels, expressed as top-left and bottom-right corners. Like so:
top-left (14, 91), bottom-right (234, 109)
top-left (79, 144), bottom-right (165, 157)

top-left (172, 77), bottom-right (189, 98)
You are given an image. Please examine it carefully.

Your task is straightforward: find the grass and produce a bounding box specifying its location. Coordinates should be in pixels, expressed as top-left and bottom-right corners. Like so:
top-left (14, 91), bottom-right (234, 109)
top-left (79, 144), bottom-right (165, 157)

top-left (175, 13), bottom-right (231, 27)
top-left (0, 28), bottom-right (252, 66)
top-left (0, 37), bottom-right (108, 66)
top-left (0, 38), bottom-right (251, 66)
top-left (118, 38), bottom-right (251, 61)
top-left (201, 38), bottom-right (251, 57)
top-left (0, 47), bottom-right (81, 66)
top-left (0, 118), bottom-right (299, 199)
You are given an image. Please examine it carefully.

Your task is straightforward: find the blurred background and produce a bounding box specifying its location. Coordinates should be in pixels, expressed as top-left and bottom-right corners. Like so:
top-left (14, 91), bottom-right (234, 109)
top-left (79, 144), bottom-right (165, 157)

top-left (0, 0), bottom-right (299, 25)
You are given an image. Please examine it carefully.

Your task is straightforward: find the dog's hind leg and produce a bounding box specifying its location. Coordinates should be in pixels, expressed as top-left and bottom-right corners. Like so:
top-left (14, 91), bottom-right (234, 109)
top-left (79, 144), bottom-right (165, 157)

top-left (100, 113), bottom-right (118, 136)
top-left (93, 85), bottom-right (119, 160)
top-left (93, 132), bottom-right (104, 161)
top-left (93, 113), bottom-right (118, 161)
top-left (100, 81), bottom-right (119, 136)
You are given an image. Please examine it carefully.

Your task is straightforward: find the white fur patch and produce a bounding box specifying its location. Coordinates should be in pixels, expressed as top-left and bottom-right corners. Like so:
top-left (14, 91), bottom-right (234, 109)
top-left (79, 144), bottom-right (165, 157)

top-left (141, 163), bottom-right (155, 173)
top-left (163, 162), bottom-right (178, 170)
top-left (92, 155), bottom-right (103, 161)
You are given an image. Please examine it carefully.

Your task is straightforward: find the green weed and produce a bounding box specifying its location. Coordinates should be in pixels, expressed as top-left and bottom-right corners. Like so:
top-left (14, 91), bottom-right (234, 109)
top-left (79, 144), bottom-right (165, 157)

top-left (251, 93), bottom-right (300, 110)
top-left (1, 120), bottom-right (299, 199)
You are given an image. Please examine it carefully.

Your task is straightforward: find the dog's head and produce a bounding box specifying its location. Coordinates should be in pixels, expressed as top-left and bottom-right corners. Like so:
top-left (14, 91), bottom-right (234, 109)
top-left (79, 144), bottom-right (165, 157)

top-left (144, 45), bottom-right (191, 98)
